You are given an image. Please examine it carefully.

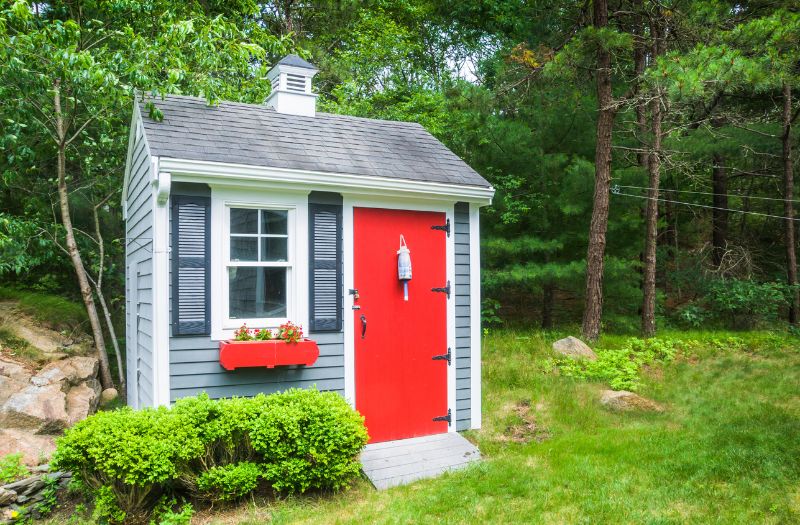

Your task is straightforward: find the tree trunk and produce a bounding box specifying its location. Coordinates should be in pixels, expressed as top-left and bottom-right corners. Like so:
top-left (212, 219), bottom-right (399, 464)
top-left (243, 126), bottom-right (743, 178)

top-left (53, 80), bottom-right (114, 390)
top-left (642, 21), bottom-right (663, 337)
top-left (711, 153), bottom-right (728, 268)
top-left (541, 282), bottom-right (554, 329)
top-left (581, 0), bottom-right (615, 342)
top-left (783, 82), bottom-right (799, 324)
top-left (91, 203), bottom-right (126, 398)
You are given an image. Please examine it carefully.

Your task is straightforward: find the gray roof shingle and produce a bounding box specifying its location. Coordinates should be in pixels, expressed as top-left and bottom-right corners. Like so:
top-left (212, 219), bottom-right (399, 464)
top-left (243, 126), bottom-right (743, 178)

top-left (137, 95), bottom-right (491, 188)
top-left (274, 54), bottom-right (317, 70)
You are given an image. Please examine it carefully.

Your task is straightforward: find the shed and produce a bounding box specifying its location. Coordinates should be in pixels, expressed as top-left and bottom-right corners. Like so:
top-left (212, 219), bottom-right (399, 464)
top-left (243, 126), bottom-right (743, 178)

top-left (122, 55), bottom-right (494, 443)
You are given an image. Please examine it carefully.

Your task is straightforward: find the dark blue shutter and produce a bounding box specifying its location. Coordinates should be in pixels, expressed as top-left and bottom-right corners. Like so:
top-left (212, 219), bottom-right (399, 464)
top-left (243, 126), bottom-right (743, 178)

top-left (171, 195), bottom-right (210, 335)
top-left (309, 202), bottom-right (342, 332)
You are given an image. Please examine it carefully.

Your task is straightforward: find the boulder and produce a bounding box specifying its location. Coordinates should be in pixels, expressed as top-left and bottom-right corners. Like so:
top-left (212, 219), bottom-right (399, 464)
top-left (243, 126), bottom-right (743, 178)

top-left (0, 429), bottom-right (56, 467)
top-left (0, 383), bottom-right (68, 433)
top-left (0, 357), bottom-right (31, 383)
top-left (31, 356), bottom-right (98, 387)
top-left (552, 336), bottom-right (597, 361)
top-left (0, 376), bottom-right (28, 407)
top-left (66, 383), bottom-right (99, 425)
top-left (600, 390), bottom-right (664, 412)
top-left (99, 387), bottom-right (119, 407)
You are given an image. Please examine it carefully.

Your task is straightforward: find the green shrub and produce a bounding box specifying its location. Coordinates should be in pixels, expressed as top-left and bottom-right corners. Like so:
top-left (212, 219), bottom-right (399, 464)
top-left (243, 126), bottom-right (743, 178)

top-left (556, 337), bottom-right (682, 391)
top-left (196, 462), bottom-right (261, 501)
top-left (53, 389), bottom-right (368, 524)
top-left (0, 453), bottom-right (29, 483)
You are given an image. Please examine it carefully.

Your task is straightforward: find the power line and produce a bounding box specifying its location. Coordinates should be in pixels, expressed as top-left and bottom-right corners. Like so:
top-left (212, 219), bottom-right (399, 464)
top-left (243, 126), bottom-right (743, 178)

top-left (611, 188), bottom-right (800, 222)
top-left (615, 184), bottom-right (800, 205)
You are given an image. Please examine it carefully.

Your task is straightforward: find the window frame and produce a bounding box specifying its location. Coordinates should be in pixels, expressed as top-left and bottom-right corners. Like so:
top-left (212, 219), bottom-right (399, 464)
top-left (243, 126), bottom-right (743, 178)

top-left (211, 188), bottom-right (309, 341)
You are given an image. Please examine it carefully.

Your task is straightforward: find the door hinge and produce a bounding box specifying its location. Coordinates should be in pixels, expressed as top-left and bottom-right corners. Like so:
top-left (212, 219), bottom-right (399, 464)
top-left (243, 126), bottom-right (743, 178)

top-left (433, 408), bottom-right (452, 426)
top-left (431, 218), bottom-right (450, 237)
top-left (431, 280), bottom-right (451, 299)
top-left (432, 347), bottom-right (452, 365)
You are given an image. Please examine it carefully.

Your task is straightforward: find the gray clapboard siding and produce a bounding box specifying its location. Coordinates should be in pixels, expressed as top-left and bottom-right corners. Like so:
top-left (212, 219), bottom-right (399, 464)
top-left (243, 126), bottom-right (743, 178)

top-left (125, 120), bottom-right (155, 408)
top-left (454, 202), bottom-right (471, 430)
top-left (167, 185), bottom-right (345, 403)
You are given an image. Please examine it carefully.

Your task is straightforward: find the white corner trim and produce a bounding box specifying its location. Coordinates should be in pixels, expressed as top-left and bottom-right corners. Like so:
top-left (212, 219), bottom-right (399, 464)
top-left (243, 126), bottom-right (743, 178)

top-left (162, 158), bottom-right (495, 204)
top-left (150, 156), bottom-right (171, 407)
top-left (122, 103), bottom-right (153, 217)
top-left (469, 203), bottom-right (482, 429)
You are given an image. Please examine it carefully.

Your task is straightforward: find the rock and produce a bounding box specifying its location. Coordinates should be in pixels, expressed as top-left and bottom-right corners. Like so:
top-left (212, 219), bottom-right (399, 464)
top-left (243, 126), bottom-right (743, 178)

top-left (31, 356), bottom-right (98, 387)
top-left (30, 464), bottom-right (50, 474)
top-left (0, 383), bottom-right (68, 433)
top-left (0, 357), bottom-right (31, 382)
top-left (0, 376), bottom-right (28, 407)
top-left (0, 429), bottom-right (56, 467)
top-left (65, 382), bottom-right (99, 425)
top-left (99, 387), bottom-right (118, 406)
top-left (0, 488), bottom-right (16, 506)
top-left (600, 390), bottom-right (664, 412)
top-left (3, 474), bottom-right (43, 493)
top-left (552, 336), bottom-right (597, 361)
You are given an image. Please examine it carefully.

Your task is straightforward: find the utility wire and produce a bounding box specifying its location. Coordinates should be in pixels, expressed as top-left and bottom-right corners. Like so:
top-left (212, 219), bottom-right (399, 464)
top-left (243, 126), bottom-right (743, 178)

top-left (615, 184), bottom-right (800, 204)
top-left (611, 187), bottom-right (800, 222)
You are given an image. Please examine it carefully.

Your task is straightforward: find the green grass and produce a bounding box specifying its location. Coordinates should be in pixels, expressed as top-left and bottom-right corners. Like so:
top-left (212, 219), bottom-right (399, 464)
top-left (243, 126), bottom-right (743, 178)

top-left (0, 286), bottom-right (88, 334)
top-left (50, 329), bottom-right (800, 524)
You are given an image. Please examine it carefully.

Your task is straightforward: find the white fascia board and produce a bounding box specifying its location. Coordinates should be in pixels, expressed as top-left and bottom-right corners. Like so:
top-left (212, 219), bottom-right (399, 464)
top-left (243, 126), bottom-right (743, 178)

top-left (150, 156), bottom-right (171, 407)
top-left (159, 157), bottom-right (495, 205)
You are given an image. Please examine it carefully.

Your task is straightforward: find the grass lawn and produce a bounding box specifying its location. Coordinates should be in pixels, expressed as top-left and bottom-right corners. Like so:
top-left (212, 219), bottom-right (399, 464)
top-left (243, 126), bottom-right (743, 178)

top-left (55, 329), bottom-right (800, 524)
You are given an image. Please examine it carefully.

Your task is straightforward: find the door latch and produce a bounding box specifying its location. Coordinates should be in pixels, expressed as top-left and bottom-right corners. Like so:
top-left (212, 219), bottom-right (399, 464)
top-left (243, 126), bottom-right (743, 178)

top-left (433, 408), bottom-right (452, 426)
top-left (431, 218), bottom-right (450, 237)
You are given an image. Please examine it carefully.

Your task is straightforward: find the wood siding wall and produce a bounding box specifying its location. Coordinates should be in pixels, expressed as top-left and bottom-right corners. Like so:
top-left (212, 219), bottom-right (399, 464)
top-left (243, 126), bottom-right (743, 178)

top-left (125, 124), bottom-right (155, 408)
top-left (454, 202), bottom-right (472, 430)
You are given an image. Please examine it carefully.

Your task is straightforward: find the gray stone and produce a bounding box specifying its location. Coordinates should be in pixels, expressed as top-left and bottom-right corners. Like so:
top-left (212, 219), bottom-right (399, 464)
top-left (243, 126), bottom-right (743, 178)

top-left (0, 487), bottom-right (16, 506)
top-left (65, 382), bottom-right (99, 425)
top-left (2, 474), bottom-right (42, 493)
top-left (600, 390), bottom-right (665, 412)
top-left (0, 376), bottom-right (27, 407)
top-left (99, 387), bottom-right (119, 406)
top-left (31, 356), bottom-right (98, 387)
top-left (0, 358), bottom-right (31, 382)
top-left (0, 384), bottom-right (68, 433)
top-left (552, 336), bottom-right (597, 361)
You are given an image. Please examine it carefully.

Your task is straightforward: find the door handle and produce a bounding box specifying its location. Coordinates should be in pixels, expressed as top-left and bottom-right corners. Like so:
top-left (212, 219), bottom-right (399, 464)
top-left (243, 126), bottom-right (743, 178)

top-left (360, 315), bottom-right (367, 339)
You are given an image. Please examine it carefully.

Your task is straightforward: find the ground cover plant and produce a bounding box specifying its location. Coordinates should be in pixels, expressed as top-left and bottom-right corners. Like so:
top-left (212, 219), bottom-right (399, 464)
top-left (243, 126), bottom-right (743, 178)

top-left (51, 388), bottom-right (368, 524)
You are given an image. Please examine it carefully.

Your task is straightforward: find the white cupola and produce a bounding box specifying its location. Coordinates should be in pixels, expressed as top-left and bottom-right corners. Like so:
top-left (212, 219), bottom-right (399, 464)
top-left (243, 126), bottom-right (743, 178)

top-left (265, 55), bottom-right (319, 117)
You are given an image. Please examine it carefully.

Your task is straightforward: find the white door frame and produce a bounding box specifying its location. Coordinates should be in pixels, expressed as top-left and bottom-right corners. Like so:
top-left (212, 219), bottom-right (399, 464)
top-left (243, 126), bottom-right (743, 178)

top-left (342, 195), bottom-right (457, 434)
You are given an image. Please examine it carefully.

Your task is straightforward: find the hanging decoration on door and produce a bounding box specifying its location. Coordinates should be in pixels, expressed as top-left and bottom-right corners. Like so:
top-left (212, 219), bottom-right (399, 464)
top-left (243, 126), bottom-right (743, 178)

top-left (397, 234), bottom-right (412, 301)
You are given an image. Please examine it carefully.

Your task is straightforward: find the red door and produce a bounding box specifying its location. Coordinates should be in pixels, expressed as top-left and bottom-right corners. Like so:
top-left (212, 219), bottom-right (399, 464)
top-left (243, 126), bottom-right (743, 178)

top-left (354, 207), bottom-right (449, 443)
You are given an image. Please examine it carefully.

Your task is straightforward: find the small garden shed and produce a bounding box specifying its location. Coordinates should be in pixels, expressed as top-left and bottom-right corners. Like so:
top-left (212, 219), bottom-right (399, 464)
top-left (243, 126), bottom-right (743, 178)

top-left (122, 55), bottom-right (494, 443)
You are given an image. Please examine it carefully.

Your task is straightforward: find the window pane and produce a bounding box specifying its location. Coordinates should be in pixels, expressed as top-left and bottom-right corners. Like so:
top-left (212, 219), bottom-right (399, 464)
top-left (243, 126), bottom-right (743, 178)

top-left (228, 267), bottom-right (287, 319)
top-left (261, 210), bottom-right (288, 235)
top-left (261, 237), bottom-right (288, 262)
top-left (230, 208), bottom-right (258, 234)
top-left (230, 237), bottom-right (257, 261)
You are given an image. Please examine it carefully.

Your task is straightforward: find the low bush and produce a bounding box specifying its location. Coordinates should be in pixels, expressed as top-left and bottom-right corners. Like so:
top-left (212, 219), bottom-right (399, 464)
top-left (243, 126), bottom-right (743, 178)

top-left (554, 337), bottom-right (682, 391)
top-left (52, 388), bottom-right (368, 524)
top-left (0, 453), bottom-right (29, 483)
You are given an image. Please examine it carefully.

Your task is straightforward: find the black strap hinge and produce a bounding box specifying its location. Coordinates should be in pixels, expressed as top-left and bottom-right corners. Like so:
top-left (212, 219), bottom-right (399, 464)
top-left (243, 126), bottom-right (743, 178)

top-left (433, 408), bottom-right (452, 426)
top-left (432, 347), bottom-right (451, 365)
top-left (431, 218), bottom-right (450, 237)
top-left (431, 280), bottom-right (451, 299)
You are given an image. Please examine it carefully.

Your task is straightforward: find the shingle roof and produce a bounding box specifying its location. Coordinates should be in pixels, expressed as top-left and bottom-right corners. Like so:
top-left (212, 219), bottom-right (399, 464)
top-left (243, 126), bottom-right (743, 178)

top-left (274, 54), bottom-right (317, 70)
top-left (137, 95), bottom-right (491, 188)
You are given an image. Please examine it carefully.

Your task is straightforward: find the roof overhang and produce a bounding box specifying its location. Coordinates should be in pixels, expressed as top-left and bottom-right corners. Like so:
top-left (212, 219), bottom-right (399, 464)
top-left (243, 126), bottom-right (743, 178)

top-left (158, 157), bottom-right (494, 205)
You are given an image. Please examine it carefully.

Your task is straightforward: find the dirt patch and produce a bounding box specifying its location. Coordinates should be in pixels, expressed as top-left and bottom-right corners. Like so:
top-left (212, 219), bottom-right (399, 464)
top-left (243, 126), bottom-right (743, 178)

top-left (0, 302), bottom-right (91, 364)
top-left (499, 400), bottom-right (551, 444)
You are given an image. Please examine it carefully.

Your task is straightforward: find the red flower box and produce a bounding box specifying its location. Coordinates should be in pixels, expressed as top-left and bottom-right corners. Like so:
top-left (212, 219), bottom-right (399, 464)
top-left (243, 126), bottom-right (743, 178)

top-left (219, 339), bottom-right (320, 370)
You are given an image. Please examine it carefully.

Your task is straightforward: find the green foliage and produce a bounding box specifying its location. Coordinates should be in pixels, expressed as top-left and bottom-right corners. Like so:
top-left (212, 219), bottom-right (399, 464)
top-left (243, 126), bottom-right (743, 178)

top-left (149, 498), bottom-right (193, 525)
top-left (35, 474), bottom-right (61, 517)
top-left (53, 389), bottom-right (367, 523)
top-left (0, 453), bottom-right (29, 483)
top-left (0, 286), bottom-right (89, 334)
top-left (706, 280), bottom-right (792, 329)
top-left (196, 462), bottom-right (261, 501)
top-left (555, 337), bottom-right (682, 391)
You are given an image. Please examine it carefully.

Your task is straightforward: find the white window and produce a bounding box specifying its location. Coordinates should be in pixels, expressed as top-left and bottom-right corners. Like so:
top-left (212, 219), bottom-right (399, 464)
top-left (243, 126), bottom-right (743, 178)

top-left (211, 188), bottom-right (309, 341)
top-left (227, 207), bottom-right (291, 324)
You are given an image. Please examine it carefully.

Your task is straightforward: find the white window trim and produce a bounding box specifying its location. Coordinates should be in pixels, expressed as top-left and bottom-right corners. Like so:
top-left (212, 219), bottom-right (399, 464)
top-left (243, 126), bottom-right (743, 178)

top-left (211, 187), bottom-right (309, 341)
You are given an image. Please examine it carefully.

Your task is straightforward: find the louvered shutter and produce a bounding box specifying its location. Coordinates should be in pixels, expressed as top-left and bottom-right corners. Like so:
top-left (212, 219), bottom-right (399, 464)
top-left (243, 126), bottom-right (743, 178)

top-left (309, 203), bottom-right (342, 332)
top-left (171, 195), bottom-right (210, 335)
